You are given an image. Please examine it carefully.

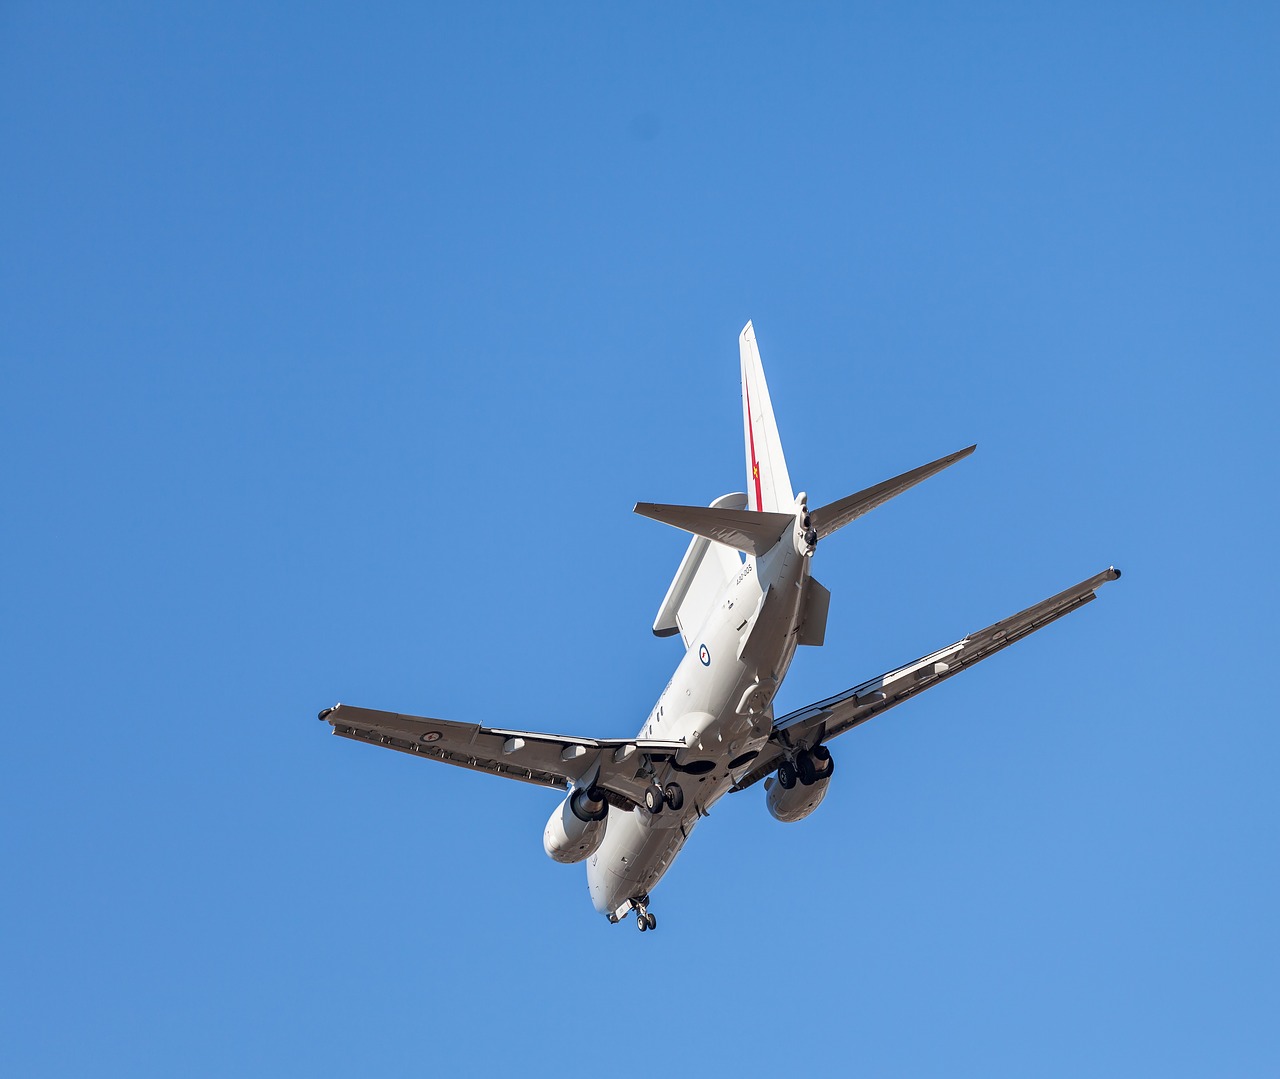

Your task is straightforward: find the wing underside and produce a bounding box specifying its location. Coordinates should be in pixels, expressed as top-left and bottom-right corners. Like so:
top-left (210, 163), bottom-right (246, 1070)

top-left (319, 704), bottom-right (685, 810)
top-left (733, 566), bottom-right (1122, 792)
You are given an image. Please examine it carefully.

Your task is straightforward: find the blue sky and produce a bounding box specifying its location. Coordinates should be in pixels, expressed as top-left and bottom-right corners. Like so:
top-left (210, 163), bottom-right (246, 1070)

top-left (2, 3), bottom-right (1277, 1075)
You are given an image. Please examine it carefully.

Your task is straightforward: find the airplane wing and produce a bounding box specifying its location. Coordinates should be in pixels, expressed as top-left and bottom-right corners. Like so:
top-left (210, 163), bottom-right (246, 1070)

top-left (732, 567), bottom-right (1122, 792)
top-left (317, 704), bottom-right (686, 810)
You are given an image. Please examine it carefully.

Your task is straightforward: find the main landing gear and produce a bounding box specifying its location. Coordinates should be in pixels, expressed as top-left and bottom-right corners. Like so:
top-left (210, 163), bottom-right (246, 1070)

top-left (643, 782), bottom-right (684, 815)
top-left (777, 746), bottom-right (834, 789)
top-left (632, 895), bottom-right (657, 932)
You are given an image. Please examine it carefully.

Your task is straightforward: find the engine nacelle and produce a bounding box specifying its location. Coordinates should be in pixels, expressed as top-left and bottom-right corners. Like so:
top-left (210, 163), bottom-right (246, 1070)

top-left (542, 787), bottom-right (609, 864)
top-left (765, 772), bottom-right (830, 823)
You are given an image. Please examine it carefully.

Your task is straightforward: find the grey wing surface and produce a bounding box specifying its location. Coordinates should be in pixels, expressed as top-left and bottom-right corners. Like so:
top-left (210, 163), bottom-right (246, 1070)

top-left (733, 567), bottom-right (1122, 792)
top-left (318, 704), bottom-right (685, 811)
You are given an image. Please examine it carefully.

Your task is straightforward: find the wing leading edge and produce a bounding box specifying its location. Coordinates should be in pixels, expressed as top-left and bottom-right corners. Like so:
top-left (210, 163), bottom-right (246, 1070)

top-left (732, 566), bottom-right (1122, 792)
top-left (318, 703), bottom-right (685, 811)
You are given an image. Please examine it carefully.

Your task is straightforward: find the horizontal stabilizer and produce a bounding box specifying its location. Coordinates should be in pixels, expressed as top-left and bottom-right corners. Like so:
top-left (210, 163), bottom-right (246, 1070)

top-left (635, 502), bottom-right (793, 556)
top-left (810, 444), bottom-right (976, 540)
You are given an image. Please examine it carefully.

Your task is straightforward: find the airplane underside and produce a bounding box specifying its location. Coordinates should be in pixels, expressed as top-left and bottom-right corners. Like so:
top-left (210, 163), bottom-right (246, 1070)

top-left (317, 320), bottom-right (1120, 932)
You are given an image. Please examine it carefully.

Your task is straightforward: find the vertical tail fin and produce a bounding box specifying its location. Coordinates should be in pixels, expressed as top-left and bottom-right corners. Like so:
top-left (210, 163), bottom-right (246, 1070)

top-left (739, 321), bottom-right (795, 513)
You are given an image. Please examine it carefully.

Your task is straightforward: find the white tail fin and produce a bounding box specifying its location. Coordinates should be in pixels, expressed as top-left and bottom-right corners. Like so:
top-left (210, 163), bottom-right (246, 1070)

top-left (739, 321), bottom-right (795, 513)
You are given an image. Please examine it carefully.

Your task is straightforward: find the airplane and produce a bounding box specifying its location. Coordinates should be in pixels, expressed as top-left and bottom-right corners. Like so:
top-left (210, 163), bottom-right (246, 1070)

top-left (318, 321), bottom-right (1120, 932)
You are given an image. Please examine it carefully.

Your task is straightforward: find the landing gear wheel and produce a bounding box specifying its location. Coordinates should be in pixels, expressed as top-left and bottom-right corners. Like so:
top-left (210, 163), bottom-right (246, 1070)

top-left (777, 759), bottom-right (797, 789)
top-left (797, 750), bottom-right (818, 786)
top-left (636, 912), bottom-right (648, 932)
top-left (646, 912), bottom-right (657, 931)
top-left (663, 782), bottom-right (685, 811)
top-left (644, 786), bottom-right (664, 815)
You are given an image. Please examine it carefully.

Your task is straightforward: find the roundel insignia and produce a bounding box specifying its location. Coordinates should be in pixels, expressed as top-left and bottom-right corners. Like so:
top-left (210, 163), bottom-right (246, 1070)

top-left (699, 643), bottom-right (711, 666)
top-left (419, 731), bottom-right (442, 743)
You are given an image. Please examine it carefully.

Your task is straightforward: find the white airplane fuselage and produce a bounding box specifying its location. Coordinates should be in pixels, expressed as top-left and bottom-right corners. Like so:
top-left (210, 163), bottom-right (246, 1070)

top-left (587, 509), bottom-right (812, 920)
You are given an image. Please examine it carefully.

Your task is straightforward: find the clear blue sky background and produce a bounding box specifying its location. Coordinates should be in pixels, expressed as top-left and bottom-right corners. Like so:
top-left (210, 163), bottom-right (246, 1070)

top-left (3, 3), bottom-right (1277, 1075)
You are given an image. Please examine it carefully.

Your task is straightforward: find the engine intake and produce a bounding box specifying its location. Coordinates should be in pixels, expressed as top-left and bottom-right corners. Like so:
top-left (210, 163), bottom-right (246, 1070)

top-left (543, 787), bottom-right (610, 863)
top-left (766, 773), bottom-right (829, 822)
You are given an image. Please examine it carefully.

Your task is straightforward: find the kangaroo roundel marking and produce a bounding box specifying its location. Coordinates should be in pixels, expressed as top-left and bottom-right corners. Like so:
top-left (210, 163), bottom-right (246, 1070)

top-left (419, 731), bottom-right (442, 743)
top-left (699, 643), bottom-right (711, 666)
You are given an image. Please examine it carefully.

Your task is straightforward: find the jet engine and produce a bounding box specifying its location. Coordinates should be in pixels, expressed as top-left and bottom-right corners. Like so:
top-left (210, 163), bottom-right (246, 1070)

top-left (765, 747), bottom-right (835, 823)
top-left (542, 786), bottom-right (610, 864)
